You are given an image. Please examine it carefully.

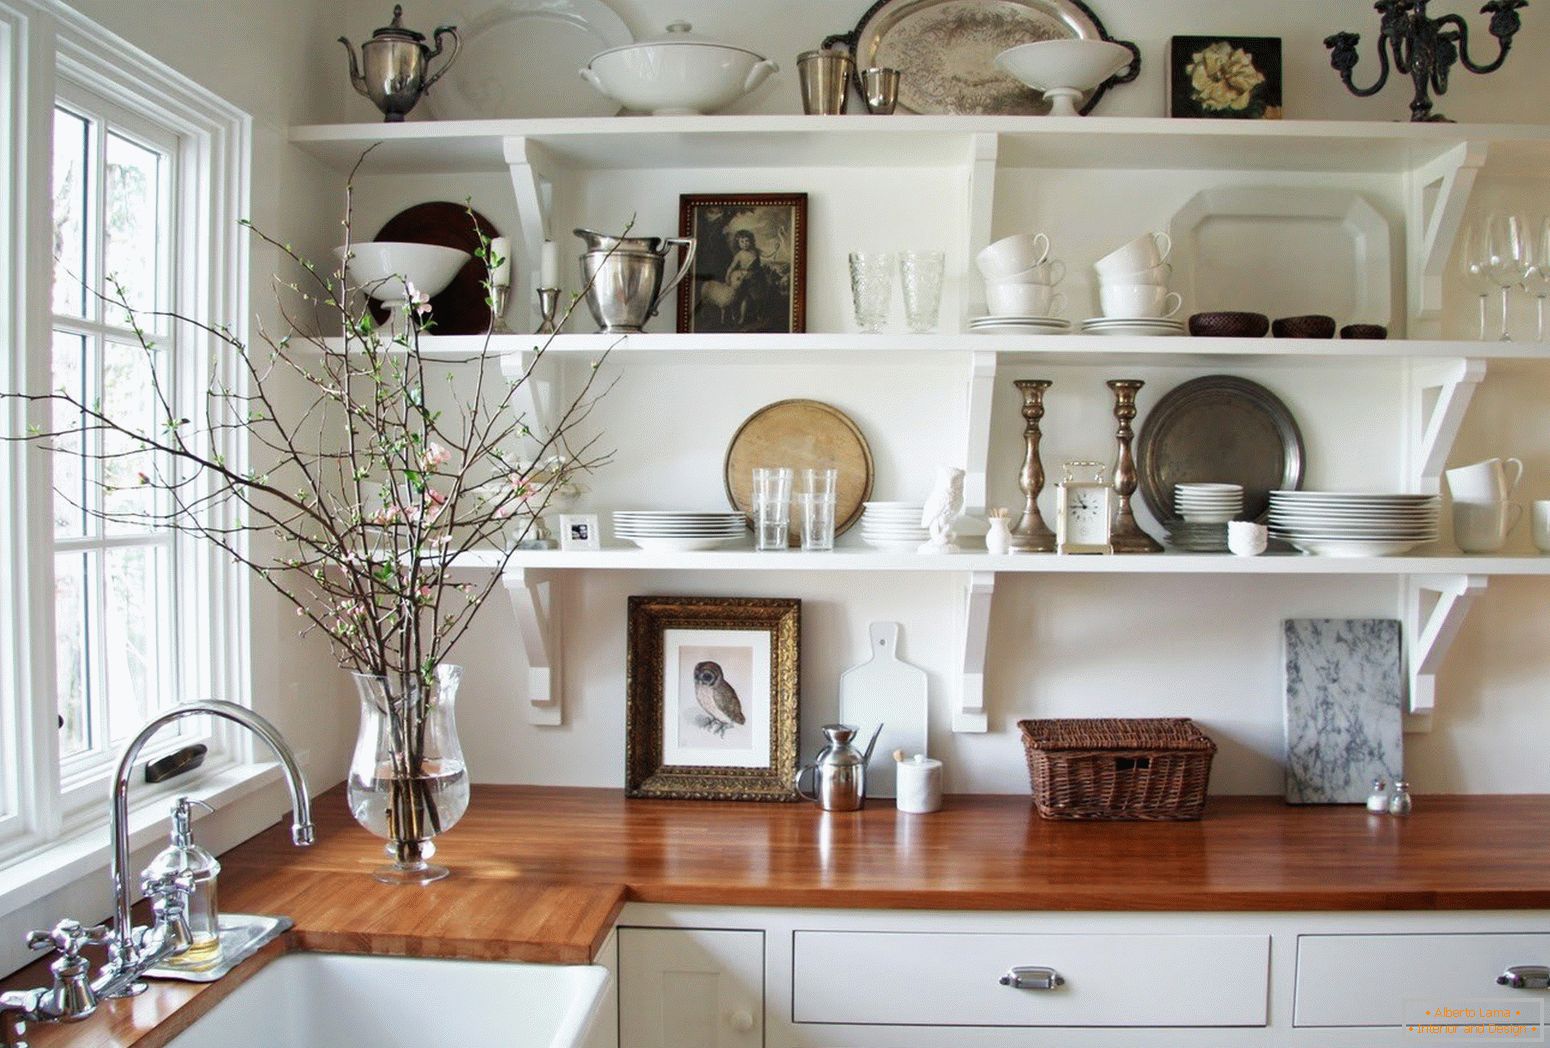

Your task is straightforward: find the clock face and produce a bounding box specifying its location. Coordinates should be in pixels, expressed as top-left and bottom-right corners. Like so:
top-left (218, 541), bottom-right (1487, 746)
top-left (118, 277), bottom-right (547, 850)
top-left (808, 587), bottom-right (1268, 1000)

top-left (1063, 485), bottom-right (1110, 547)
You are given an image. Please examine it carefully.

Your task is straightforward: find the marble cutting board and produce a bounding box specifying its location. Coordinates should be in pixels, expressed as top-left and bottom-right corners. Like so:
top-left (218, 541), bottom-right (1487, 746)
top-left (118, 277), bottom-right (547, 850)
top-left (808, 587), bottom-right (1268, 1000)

top-left (1282, 618), bottom-right (1403, 804)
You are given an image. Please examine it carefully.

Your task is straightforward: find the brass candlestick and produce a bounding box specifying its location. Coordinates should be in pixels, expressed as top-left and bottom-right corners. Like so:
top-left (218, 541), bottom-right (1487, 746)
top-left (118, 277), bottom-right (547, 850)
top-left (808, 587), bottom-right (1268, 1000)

top-left (1106, 379), bottom-right (1162, 554)
top-left (1009, 379), bottom-right (1056, 553)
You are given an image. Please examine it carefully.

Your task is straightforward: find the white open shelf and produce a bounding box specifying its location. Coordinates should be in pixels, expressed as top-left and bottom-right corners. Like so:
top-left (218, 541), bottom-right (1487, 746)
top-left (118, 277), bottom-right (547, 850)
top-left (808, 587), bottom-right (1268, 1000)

top-left (290, 115), bottom-right (1550, 174)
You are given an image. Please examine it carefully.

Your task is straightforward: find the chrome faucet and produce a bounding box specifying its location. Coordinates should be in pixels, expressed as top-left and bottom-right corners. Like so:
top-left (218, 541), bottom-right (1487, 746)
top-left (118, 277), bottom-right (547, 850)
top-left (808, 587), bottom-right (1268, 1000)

top-left (1, 702), bottom-right (313, 1048)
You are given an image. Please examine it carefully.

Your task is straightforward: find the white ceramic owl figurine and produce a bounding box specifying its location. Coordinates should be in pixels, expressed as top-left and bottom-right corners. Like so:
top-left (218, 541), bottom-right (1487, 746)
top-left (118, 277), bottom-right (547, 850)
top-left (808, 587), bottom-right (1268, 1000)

top-left (918, 466), bottom-right (965, 554)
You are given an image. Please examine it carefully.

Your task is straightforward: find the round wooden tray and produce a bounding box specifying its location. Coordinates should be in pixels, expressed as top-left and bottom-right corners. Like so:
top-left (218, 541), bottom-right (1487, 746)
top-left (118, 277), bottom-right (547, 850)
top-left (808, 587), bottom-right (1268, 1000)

top-left (373, 201), bottom-right (500, 335)
top-left (723, 399), bottom-right (874, 538)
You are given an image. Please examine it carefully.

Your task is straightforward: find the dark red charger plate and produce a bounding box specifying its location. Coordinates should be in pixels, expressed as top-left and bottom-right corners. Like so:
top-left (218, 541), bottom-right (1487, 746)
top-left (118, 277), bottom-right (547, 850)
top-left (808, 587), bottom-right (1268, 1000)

top-left (372, 201), bottom-right (501, 335)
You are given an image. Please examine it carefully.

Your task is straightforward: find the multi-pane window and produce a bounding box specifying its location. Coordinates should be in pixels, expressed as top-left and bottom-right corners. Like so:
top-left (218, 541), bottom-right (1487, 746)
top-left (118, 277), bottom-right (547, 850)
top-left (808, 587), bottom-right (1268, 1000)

top-left (49, 87), bottom-right (181, 784)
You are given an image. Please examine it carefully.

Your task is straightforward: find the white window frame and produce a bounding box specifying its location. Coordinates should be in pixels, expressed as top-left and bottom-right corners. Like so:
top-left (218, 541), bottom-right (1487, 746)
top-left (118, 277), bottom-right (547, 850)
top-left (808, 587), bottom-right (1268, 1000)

top-left (0, 0), bottom-right (254, 869)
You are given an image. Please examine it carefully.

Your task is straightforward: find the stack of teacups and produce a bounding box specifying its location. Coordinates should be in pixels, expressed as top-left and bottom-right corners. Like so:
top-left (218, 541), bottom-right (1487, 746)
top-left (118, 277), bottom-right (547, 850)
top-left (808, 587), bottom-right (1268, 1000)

top-left (973, 233), bottom-right (1069, 330)
top-left (1168, 483), bottom-right (1244, 552)
top-left (1446, 456), bottom-right (1523, 553)
top-left (1085, 231), bottom-right (1184, 336)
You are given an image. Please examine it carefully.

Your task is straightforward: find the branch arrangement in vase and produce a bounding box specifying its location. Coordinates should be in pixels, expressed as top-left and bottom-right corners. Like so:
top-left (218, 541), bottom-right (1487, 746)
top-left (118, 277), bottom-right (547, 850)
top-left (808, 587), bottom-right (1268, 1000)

top-left (5, 149), bottom-right (623, 884)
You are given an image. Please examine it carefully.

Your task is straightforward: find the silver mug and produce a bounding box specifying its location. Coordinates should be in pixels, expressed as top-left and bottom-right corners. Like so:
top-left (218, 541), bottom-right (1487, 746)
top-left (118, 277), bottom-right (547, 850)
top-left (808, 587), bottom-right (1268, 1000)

top-left (577, 239), bottom-right (697, 334)
top-left (798, 49), bottom-right (853, 114)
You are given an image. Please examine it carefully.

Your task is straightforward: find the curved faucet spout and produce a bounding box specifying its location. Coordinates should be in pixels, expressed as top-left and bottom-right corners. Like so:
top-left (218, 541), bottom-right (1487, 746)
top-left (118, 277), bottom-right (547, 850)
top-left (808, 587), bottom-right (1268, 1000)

top-left (109, 701), bottom-right (313, 972)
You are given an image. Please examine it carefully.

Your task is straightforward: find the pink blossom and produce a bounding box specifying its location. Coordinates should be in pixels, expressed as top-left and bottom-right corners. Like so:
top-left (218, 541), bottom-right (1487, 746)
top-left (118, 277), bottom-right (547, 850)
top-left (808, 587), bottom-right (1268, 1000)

top-left (420, 442), bottom-right (451, 469)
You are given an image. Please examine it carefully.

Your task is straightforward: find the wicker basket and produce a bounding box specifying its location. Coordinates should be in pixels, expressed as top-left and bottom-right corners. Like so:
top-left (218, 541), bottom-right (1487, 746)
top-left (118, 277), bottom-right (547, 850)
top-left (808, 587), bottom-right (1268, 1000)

top-left (1017, 718), bottom-right (1216, 821)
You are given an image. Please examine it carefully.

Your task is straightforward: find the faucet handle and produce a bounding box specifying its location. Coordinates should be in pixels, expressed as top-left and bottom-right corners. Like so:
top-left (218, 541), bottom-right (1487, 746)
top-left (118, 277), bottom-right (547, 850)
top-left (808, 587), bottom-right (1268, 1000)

top-left (24, 920), bottom-right (108, 961)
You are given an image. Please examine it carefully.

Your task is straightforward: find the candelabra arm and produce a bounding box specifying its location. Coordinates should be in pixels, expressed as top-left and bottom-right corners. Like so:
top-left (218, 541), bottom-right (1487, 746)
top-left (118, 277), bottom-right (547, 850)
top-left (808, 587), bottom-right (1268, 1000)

top-left (1325, 31), bottom-right (1392, 97)
top-left (1439, 0), bottom-right (1525, 75)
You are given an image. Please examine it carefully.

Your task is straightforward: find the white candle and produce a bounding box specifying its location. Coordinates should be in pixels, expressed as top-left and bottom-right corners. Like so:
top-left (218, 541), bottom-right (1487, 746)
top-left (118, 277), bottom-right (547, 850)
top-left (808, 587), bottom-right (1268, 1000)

top-left (540, 240), bottom-right (559, 288)
top-left (489, 237), bottom-right (512, 287)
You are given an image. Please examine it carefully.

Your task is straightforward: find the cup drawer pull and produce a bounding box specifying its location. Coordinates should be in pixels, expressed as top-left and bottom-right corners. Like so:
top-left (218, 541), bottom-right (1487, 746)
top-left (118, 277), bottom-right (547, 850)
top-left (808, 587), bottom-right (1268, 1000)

top-left (1498, 965), bottom-right (1550, 989)
top-left (999, 966), bottom-right (1065, 991)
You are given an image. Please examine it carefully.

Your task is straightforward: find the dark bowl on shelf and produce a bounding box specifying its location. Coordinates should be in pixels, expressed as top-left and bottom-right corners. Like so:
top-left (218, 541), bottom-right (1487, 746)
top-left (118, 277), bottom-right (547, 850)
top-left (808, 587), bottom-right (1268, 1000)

top-left (1340, 323), bottom-right (1389, 340)
top-left (1188, 311), bottom-right (1270, 338)
top-left (1271, 314), bottom-right (1336, 339)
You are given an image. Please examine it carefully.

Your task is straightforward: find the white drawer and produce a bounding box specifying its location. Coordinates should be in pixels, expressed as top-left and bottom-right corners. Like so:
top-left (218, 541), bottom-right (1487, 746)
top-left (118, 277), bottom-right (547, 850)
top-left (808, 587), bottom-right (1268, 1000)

top-left (792, 930), bottom-right (1269, 1027)
top-left (1296, 933), bottom-right (1550, 1026)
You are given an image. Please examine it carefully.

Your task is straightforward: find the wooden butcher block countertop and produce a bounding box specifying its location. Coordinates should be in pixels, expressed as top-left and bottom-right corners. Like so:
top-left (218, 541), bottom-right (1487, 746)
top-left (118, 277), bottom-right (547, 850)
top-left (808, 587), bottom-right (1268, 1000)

top-left (11, 786), bottom-right (1550, 1046)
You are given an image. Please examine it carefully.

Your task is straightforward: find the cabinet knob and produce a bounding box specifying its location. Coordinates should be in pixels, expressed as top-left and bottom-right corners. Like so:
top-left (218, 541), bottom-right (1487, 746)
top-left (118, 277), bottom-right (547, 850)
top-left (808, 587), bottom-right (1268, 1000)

top-left (999, 965), bottom-right (1065, 991)
top-left (1498, 965), bottom-right (1550, 990)
top-left (725, 1009), bottom-right (755, 1033)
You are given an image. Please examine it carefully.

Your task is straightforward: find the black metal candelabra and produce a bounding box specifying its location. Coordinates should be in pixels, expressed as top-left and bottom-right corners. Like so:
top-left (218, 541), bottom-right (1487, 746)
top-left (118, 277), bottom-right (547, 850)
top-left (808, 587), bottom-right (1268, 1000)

top-left (1325, 0), bottom-right (1528, 122)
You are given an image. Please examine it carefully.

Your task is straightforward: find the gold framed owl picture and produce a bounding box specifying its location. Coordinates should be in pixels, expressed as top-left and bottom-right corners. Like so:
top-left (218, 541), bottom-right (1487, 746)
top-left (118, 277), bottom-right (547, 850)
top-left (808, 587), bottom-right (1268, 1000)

top-left (626, 596), bottom-right (800, 801)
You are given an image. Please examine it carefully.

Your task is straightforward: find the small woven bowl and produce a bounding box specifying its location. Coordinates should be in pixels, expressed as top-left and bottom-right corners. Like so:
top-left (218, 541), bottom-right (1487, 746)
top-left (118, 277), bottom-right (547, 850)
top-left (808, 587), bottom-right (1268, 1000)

top-left (1340, 323), bottom-right (1388, 340)
top-left (1271, 314), bottom-right (1336, 339)
top-left (1187, 311), bottom-right (1270, 338)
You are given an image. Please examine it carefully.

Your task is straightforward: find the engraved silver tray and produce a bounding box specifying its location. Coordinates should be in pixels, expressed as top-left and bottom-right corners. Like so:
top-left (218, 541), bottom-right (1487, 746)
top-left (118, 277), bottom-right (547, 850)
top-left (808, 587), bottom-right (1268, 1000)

top-left (145, 914), bottom-right (293, 983)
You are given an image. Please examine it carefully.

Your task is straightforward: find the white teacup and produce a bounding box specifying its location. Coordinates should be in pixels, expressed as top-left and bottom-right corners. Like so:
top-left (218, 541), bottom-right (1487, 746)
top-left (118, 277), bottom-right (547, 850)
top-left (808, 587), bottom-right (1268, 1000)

top-left (1227, 521), bottom-right (1268, 557)
top-left (1094, 231), bottom-right (1172, 278)
top-left (1533, 500), bottom-right (1550, 553)
top-left (1100, 260), bottom-right (1173, 285)
top-left (987, 283), bottom-right (1065, 316)
top-left (1099, 284), bottom-right (1182, 319)
top-left (976, 233), bottom-right (1052, 280)
top-left (1453, 498), bottom-right (1521, 554)
top-left (997, 259), bottom-right (1067, 286)
top-left (1445, 456), bottom-right (1523, 502)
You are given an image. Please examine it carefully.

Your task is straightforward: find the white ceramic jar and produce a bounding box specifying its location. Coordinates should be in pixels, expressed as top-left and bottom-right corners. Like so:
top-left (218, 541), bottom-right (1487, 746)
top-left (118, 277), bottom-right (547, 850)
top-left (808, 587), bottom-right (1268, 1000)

top-left (896, 755), bottom-right (943, 814)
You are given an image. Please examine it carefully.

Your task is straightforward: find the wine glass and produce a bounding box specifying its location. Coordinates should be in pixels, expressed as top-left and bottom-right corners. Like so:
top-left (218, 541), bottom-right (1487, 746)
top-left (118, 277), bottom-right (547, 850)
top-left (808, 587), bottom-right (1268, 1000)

top-left (1522, 217), bottom-right (1550, 342)
top-left (1461, 221), bottom-right (1496, 340)
top-left (1483, 211), bottom-right (1530, 341)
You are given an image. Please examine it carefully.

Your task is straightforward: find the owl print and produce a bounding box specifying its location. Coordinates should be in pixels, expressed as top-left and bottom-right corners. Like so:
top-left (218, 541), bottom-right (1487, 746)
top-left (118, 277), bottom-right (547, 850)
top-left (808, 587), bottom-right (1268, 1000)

top-left (693, 660), bottom-right (746, 738)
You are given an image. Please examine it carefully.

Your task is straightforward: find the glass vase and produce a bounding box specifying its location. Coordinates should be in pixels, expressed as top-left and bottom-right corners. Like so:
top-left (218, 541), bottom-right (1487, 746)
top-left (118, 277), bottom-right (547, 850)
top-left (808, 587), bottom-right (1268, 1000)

top-left (347, 664), bottom-right (469, 884)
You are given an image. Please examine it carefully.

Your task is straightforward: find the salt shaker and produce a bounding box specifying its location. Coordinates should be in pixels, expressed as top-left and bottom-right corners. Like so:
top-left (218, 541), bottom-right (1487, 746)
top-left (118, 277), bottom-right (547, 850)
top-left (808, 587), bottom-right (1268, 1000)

top-left (1365, 778), bottom-right (1390, 814)
top-left (895, 754), bottom-right (943, 814)
top-left (1388, 780), bottom-right (1413, 816)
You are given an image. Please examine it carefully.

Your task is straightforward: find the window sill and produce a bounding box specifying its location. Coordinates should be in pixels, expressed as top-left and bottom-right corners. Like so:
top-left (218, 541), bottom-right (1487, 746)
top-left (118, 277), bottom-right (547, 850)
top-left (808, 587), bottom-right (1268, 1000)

top-left (0, 757), bottom-right (298, 916)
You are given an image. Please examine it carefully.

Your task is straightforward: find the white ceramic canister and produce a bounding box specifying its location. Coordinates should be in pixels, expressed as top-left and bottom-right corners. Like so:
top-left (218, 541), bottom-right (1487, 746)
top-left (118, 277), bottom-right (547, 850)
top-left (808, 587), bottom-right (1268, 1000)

top-left (896, 755), bottom-right (943, 814)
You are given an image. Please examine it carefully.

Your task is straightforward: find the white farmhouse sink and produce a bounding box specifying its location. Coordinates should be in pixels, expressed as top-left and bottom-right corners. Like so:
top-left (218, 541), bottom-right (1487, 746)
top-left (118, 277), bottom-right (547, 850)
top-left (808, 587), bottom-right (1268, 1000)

top-left (165, 952), bottom-right (609, 1048)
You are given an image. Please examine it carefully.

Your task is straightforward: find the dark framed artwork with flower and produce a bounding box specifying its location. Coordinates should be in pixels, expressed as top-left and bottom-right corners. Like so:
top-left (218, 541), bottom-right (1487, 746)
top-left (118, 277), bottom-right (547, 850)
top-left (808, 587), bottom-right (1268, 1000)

top-left (677, 193), bottom-right (807, 334)
top-left (1168, 36), bottom-right (1282, 120)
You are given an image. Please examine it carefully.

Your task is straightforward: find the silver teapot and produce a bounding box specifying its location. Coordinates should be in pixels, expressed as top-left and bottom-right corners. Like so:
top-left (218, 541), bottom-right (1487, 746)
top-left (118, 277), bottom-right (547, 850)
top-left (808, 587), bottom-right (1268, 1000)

top-left (339, 5), bottom-right (460, 123)
top-left (794, 723), bottom-right (884, 812)
top-left (575, 228), bottom-right (697, 334)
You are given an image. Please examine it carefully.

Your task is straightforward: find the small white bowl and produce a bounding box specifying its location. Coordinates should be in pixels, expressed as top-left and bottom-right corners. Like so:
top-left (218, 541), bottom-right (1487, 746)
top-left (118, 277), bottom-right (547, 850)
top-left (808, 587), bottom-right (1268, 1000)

top-left (580, 22), bottom-right (778, 115)
top-left (994, 39), bottom-right (1134, 116)
top-left (1228, 521), bottom-right (1269, 557)
top-left (335, 243), bottom-right (470, 302)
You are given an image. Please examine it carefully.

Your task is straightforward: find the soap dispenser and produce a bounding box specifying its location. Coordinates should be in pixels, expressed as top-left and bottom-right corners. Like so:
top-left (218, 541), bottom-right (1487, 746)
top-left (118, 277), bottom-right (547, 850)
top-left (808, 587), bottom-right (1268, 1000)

top-left (143, 797), bottom-right (222, 970)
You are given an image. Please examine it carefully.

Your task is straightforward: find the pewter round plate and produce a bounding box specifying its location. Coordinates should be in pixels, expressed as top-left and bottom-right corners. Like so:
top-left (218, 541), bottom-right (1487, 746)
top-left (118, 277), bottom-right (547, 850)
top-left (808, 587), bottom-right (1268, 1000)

top-left (827, 0), bottom-right (1138, 116)
top-left (1137, 375), bottom-right (1304, 526)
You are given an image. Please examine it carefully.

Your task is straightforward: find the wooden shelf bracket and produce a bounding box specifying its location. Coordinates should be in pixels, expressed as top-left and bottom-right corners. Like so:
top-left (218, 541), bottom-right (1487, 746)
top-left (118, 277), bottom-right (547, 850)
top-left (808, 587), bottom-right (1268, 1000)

top-left (1404, 573), bottom-right (1487, 721)
top-left (954, 570), bottom-right (996, 733)
top-left (502, 566), bottom-right (563, 726)
top-left (1405, 140), bottom-right (1488, 335)
top-left (1405, 357), bottom-right (1486, 493)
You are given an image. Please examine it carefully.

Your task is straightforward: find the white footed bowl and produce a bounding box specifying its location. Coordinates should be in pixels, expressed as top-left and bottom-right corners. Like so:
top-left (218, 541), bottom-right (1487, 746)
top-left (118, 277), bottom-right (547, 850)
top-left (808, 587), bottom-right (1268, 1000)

top-left (995, 40), bottom-right (1133, 115)
top-left (335, 243), bottom-right (471, 302)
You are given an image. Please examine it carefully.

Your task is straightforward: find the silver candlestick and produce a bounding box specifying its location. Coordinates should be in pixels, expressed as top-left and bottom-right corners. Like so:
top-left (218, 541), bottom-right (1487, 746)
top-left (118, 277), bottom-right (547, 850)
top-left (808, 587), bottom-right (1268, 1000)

top-left (490, 285), bottom-right (515, 334)
top-left (535, 287), bottom-right (561, 335)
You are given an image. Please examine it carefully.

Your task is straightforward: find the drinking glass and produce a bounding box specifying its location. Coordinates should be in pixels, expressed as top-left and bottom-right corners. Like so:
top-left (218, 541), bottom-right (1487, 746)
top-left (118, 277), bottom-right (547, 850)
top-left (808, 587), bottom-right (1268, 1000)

top-left (848, 252), bottom-right (895, 332)
top-left (797, 493), bottom-right (837, 551)
top-left (1484, 211), bottom-right (1529, 341)
top-left (1461, 221), bottom-right (1495, 340)
top-left (752, 467), bottom-right (792, 551)
top-left (1524, 216), bottom-right (1550, 342)
top-left (898, 250), bottom-right (945, 333)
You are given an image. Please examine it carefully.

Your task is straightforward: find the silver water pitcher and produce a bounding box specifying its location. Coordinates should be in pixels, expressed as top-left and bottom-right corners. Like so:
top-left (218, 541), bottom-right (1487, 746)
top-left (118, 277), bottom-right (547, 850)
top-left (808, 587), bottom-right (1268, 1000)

top-left (574, 228), bottom-right (697, 334)
top-left (794, 724), bottom-right (884, 812)
top-left (339, 5), bottom-right (460, 123)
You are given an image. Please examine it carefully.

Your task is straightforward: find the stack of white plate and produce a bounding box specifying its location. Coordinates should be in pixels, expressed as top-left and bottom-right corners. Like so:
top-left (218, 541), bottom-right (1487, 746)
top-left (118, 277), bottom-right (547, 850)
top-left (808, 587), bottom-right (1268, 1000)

top-left (969, 315), bottom-right (1073, 335)
top-left (1174, 483), bottom-right (1244, 524)
top-left (1267, 491), bottom-right (1440, 557)
top-left (859, 502), bottom-right (928, 552)
top-left (611, 511), bottom-right (746, 552)
top-left (1080, 317), bottom-right (1186, 337)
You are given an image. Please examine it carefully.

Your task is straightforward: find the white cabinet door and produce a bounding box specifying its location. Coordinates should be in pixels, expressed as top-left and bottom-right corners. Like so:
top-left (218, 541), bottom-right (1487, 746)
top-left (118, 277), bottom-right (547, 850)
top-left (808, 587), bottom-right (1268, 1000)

top-left (619, 927), bottom-right (764, 1048)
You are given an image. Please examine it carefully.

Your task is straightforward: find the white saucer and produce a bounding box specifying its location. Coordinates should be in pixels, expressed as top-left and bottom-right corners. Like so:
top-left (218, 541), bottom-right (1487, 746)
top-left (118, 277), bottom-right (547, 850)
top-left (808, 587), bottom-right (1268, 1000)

top-left (1081, 318), bottom-right (1187, 337)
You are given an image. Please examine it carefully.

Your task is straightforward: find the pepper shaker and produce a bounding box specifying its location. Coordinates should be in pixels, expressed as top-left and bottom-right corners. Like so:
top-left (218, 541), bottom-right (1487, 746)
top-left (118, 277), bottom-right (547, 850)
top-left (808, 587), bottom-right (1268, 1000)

top-left (1365, 778), bottom-right (1390, 814)
top-left (1388, 780), bottom-right (1413, 816)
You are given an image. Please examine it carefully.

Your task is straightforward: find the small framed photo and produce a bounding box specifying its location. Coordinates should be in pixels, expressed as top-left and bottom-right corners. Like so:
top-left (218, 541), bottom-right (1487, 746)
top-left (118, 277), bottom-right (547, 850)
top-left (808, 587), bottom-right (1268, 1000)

top-left (559, 513), bottom-right (601, 551)
top-left (1168, 36), bottom-right (1282, 120)
top-left (626, 596), bottom-right (800, 801)
top-left (677, 193), bottom-right (807, 334)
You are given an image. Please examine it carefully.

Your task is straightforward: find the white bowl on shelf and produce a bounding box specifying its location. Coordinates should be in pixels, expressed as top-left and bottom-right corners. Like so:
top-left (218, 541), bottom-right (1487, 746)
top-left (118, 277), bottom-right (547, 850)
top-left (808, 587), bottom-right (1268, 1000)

top-left (335, 243), bottom-right (471, 325)
top-left (580, 22), bottom-right (778, 115)
top-left (994, 40), bottom-right (1134, 117)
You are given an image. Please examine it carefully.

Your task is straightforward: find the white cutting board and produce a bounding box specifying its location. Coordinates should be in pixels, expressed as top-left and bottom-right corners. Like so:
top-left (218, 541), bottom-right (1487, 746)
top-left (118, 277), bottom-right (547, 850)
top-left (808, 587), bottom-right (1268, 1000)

top-left (838, 622), bottom-right (928, 798)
